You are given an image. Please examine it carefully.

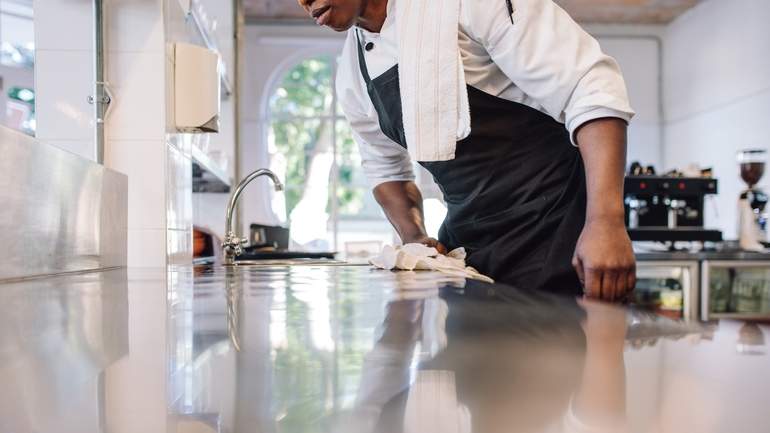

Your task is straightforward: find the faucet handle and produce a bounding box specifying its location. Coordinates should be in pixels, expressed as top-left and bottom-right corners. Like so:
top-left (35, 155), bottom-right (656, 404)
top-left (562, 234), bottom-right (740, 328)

top-left (223, 232), bottom-right (246, 258)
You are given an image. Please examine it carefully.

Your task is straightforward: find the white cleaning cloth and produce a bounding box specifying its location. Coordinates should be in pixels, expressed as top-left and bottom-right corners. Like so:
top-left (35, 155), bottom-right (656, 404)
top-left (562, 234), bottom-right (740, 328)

top-left (396, 0), bottom-right (471, 162)
top-left (370, 244), bottom-right (493, 283)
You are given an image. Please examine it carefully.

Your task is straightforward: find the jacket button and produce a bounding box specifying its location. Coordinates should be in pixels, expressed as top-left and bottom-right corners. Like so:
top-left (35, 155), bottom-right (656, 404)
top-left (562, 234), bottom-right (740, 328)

top-left (365, 42), bottom-right (375, 51)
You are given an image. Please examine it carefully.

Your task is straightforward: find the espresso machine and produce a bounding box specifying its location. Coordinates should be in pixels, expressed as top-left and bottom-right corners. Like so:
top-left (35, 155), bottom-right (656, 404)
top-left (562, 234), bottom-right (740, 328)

top-left (737, 149), bottom-right (768, 251)
top-left (624, 165), bottom-right (722, 243)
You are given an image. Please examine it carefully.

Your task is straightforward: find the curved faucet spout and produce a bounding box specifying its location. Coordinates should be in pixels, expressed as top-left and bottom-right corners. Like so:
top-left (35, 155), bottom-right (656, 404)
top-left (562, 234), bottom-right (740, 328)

top-left (223, 169), bottom-right (283, 263)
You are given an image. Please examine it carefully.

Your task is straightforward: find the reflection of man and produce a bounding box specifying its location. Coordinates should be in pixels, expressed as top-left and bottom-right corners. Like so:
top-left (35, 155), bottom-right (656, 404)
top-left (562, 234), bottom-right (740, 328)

top-left (342, 283), bottom-right (629, 433)
top-left (572, 299), bottom-right (629, 432)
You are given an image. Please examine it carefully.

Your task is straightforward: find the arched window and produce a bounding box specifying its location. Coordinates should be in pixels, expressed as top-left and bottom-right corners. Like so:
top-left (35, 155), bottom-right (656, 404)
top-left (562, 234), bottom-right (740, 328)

top-left (266, 54), bottom-right (395, 254)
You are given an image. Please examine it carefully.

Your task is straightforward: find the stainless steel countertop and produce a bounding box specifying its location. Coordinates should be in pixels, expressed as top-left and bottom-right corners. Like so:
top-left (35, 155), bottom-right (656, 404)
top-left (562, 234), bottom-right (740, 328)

top-left (636, 250), bottom-right (770, 261)
top-left (1, 265), bottom-right (768, 433)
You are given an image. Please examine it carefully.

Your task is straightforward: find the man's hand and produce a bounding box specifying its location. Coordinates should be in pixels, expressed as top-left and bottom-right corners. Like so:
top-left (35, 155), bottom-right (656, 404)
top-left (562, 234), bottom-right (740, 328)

top-left (573, 217), bottom-right (636, 302)
top-left (373, 181), bottom-right (450, 253)
top-left (403, 235), bottom-right (447, 255)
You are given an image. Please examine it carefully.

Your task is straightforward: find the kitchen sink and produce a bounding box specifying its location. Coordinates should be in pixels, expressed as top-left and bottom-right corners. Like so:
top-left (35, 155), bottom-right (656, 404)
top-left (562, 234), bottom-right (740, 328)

top-left (227, 250), bottom-right (348, 267)
top-left (225, 258), bottom-right (359, 267)
top-left (237, 250), bottom-right (336, 261)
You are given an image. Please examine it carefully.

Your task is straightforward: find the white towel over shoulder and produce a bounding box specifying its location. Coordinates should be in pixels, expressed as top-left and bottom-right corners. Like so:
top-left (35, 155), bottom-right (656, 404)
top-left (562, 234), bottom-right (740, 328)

top-left (396, 0), bottom-right (471, 162)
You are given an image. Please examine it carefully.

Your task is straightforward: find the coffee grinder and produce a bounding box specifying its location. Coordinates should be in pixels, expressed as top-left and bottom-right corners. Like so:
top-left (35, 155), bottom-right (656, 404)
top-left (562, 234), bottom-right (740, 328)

top-left (737, 149), bottom-right (769, 251)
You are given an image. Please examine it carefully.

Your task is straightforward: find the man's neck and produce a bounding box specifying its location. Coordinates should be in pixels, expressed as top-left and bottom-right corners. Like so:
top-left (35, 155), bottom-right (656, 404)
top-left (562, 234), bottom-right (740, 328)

top-left (356, 0), bottom-right (388, 33)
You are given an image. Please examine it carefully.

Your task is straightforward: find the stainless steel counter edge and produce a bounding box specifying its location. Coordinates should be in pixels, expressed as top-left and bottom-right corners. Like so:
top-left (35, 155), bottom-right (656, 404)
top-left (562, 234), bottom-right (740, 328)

top-left (636, 250), bottom-right (770, 261)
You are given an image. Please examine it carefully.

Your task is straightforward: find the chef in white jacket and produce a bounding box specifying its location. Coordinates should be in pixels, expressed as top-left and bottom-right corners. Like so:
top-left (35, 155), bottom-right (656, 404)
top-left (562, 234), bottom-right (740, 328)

top-left (297, 0), bottom-right (636, 301)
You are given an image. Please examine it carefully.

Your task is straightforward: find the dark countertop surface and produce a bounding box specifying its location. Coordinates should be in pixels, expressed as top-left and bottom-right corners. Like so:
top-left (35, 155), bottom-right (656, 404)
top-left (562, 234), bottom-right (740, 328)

top-left (1, 265), bottom-right (768, 433)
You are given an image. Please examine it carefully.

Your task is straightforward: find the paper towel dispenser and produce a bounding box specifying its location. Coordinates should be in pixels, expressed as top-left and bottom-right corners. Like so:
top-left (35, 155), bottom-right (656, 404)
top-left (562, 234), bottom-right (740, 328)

top-left (174, 43), bottom-right (220, 133)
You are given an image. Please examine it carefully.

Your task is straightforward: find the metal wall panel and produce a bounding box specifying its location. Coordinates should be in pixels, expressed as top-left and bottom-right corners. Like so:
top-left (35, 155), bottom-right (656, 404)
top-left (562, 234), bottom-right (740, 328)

top-left (0, 127), bottom-right (128, 281)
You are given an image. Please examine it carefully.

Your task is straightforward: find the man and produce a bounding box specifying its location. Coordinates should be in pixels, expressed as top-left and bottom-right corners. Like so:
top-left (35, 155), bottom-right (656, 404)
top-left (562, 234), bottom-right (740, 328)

top-left (297, 0), bottom-right (636, 301)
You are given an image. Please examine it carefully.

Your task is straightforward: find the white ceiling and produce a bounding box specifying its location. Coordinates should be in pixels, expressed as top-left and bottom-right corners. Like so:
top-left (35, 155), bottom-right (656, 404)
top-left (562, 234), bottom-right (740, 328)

top-left (243, 0), bottom-right (702, 24)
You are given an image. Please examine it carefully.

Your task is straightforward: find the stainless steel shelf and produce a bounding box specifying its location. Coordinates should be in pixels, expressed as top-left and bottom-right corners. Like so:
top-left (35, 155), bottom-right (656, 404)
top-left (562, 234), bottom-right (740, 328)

top-left (192, 145), bottom-right (231, 193)
top-left (188, 0), bottom-right (233, 98)
top-left (705, 313), bottom-right (770, 321)
top-left (636, 251), bottom-right (770, 261)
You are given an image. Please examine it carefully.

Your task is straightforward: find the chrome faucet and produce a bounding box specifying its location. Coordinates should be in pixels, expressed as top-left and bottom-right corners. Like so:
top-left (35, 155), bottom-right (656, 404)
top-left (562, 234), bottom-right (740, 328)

top-left (223, 169), bottom-right (284, 264)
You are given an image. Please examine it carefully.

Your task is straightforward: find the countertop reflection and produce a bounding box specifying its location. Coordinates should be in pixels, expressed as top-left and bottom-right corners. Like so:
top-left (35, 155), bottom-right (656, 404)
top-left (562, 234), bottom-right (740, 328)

top-left (0, 265), bottom-right (768, 433)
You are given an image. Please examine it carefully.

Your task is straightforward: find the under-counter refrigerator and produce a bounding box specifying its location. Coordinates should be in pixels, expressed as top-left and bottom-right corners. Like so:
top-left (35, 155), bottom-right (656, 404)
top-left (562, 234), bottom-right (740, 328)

top-left (635, 260), bottom-right (700, 321)
top-left (702, 260), bottom-right (770, 321)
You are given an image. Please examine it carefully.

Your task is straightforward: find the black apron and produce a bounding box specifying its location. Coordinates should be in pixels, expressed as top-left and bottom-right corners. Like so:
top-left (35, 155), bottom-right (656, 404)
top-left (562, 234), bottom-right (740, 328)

top-left (356, 31), bottom-right (587, 296)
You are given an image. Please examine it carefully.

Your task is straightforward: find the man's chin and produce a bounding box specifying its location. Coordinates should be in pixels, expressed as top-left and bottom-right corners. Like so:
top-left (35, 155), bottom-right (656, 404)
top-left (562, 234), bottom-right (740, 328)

top-left (325, 18), bottom-right (355, 32)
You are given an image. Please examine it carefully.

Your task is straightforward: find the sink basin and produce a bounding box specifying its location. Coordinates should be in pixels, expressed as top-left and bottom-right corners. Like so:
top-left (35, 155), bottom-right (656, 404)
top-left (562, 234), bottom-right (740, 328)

top-left (236, 250), bottom-right (336, 261)
top-left (228, 250), bottom-right (346, 267)
top-left (225, 258), bottom-right (359, 267)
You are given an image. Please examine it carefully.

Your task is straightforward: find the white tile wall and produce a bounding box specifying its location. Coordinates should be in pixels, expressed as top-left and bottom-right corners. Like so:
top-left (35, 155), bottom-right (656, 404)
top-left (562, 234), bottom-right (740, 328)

top-left (127, 228), bottom-right (167, 267)
top-left (106, 52), bottom-right (166, 140)
top-left (208, 104), bottom-right (236, 179)
top-left (165, 54), bottom-right (176, 132)
top-left (33, 0), bottom-right (93, 51)
top-left (166, 228), bottom-right (192, 264)
top-left (192, 192), bottom-right (229, 239)
top-left (106, 0), bottom-right (165, 53)
top-left (35, 50), bottom-right (95, 142)
top-left (166, 144), bottom-right (192, 231)
top-left (105, 139), bottom-right (167, 230)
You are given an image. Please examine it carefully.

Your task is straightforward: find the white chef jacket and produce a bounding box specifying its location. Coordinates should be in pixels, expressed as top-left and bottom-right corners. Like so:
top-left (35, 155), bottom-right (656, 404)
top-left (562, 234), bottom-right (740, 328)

top-left (336, 0), bottom-right (635, 188)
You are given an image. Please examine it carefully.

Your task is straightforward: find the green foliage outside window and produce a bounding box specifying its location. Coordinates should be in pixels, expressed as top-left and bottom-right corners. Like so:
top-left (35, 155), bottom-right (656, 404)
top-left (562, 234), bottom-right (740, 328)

top-left (269, 56), bottom-right (363, 219)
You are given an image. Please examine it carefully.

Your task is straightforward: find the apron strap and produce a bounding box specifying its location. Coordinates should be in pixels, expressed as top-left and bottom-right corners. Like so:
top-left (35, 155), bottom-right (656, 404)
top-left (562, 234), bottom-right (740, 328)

top-left (355, 29), bottom-right (374, 86)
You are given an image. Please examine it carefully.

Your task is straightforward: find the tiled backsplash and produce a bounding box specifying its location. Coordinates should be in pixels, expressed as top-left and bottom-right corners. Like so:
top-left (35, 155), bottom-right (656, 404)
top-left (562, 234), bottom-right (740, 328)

top-left (166, 140), bottom-right (194, 265)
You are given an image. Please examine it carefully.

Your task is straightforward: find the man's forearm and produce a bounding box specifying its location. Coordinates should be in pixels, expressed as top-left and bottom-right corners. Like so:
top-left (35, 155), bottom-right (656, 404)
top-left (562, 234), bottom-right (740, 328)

top-left (575, 118), bottom-right (628, 222)
top-left (373, 181), bottom-right (428, 242)
top-left (573, 117), bottom-right (636, 300)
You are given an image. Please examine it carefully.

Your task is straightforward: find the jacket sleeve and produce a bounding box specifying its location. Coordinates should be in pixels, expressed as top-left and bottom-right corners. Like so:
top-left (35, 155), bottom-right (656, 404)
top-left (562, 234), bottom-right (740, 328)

top-left (337, 31), bottom-right (415, 188)
top-left (462, 0), bottom-right (635, 144)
